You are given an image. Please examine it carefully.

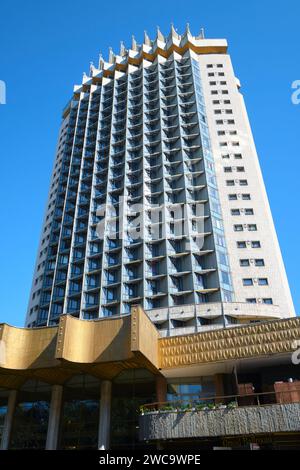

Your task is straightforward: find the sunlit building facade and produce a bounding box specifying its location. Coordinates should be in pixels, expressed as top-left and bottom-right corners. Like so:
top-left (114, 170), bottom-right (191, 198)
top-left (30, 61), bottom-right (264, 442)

top-left (25, 26), bottom-right (294, 336)
top-left (0, 26), bottom-right (296, 453)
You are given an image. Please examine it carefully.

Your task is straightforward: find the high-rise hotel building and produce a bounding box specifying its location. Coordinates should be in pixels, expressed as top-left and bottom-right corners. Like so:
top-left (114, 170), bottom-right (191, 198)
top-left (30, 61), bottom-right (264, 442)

top-left (2, 26), bottom-right (299, 451)
top-left (25, 26), bottom-right (295, 333)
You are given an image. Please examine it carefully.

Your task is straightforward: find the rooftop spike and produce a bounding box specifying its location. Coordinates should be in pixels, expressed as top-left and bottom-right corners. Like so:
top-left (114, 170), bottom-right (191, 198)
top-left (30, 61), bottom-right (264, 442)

top-left (131, 35), bottom-right (138, 51)
top-left (89, 61), bottom-right (95, 75)
top-left (143, 30), bottom-right (151, 46)
top-left (185, 22), bottom-right (192, 37)
top-left (108, 47), bottom-right (115, 64)
top-left (170, 23), bottom-right (180, 40)
top-left (120, 41), bottom-right (127, 56)
top-left (196, 27), bottom-right (205, 39)
top-left (98, 53), bottom-right (104, 70)
top-left (156, 26), bottom-right (165, 42)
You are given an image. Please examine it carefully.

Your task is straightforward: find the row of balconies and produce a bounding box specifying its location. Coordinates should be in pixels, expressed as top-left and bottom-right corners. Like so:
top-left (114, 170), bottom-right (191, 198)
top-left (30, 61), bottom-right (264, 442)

top-left (39, 285), bottom-right (221, 324)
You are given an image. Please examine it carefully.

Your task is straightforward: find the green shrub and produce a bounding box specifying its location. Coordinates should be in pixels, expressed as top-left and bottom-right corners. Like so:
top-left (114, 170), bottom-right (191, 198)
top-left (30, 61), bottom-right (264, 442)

top-left (227, 401), bottom-right (238, 409)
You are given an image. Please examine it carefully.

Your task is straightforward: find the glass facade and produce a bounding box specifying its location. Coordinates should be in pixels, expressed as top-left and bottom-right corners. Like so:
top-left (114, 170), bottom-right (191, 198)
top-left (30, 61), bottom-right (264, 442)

top-left (167, 376), bottom-right (215, 404)
top-left (0, 372), bottom-right (157, 450)
top-left (111, 369), bottom-right (156, 449)
top-left (59, 375), bottom-right (100, 450)
top-left (9, 381), bottom-right (51, 450)
top-left (191, 59), bottom-right (233, 302)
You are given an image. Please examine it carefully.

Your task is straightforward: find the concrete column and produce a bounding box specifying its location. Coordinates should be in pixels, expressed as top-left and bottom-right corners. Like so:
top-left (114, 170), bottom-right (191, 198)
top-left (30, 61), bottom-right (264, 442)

top-left (45, 384), bottom-right (63, 450)
top-left (156, 375), bottom-right (167, 404)
top-left (98, 380), bottom-right (112, 450)
top-left (214, 374), bottom-right (225, 403)
top-left (0, 389), bottom-right (17, 450)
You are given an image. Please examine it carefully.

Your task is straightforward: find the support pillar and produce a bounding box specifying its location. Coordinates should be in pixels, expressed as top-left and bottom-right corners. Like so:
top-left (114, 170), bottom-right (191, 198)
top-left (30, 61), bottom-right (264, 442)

top-left (214, 374), bottom-right (225, 403)
top-left (0, 389), bottom-right (17, 450)
top-left (45, 384), bottom-right (63, 450)
top-left (156, 375), bottom-right (167, 405)
top-left (98, 380), bottom-right (112, 450)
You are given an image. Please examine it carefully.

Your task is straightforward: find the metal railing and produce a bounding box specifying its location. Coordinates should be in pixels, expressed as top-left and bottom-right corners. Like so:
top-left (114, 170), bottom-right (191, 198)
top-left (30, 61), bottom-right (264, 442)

top-left (140, 388), bottom-right (300, 413)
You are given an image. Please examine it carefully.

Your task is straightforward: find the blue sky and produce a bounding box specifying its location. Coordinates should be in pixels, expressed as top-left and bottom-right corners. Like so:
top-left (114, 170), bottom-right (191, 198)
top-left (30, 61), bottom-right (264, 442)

top-left (0, 0), bottom-right (299, 326)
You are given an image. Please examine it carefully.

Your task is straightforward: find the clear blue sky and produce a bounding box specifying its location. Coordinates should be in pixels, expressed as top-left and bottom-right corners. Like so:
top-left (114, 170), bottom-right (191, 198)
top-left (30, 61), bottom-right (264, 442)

top-left (0, 0), bottom-right (299, 326)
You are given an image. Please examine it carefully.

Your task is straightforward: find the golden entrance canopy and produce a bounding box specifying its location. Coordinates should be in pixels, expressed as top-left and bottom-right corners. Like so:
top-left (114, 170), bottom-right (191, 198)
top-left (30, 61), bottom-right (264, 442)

top-left (0, 306), bottom-right (299, 389)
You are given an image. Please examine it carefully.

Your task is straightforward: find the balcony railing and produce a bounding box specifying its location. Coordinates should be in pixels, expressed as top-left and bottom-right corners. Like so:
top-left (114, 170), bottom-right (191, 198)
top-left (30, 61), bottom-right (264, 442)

top-left (139, 388), bottom-right (300, 442)
top-left (140, 387), bottom-right (300, 413)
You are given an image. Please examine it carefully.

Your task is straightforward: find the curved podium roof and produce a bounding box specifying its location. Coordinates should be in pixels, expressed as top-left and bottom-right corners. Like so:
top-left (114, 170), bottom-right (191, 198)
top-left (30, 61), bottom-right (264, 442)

top-left (0, 306), bottom-right (299, 389)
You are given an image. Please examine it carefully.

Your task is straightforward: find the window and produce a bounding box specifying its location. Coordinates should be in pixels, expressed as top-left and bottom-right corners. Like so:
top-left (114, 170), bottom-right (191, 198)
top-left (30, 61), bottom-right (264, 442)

top-left (263, 298), bottom-right (273, 304)
top-left (242, 194), bottom-right (251, 200)
top-left (167, 377), bottom-right (216, 403)
top-left (255, 259), bottom-right (265, 266)
top-left (234, 224), bottom-right (243, 231)
top-left (85, 293), bottom-right (99, 306)
top-left (213, 233), bottom-right (224, 248)
top-left (217, 130), bottom-right (225, 135)
top-left (226, 180), bottom-right (235, 186)
top-left (214, 109), bottom-right (222, 114)
top-left (237, 241), bottom-right (247, 248)
top-left (220, 81), bottom-right (227, 85)
top-left (239, 179), bottom-right (248, 186)
top-left (218, 72), bottom-right (225, 76)
top-left (221, 271), bottom-right (230, 285)
top-left (245, 208), bottom-right (254, 215)
top-left (258, 278), bottom-right (268, 286)
top-left (228, 194), bottom-right (238, 200)
top-left (216, 119), bottom-right (223, 124)
top-left (243, 278), bottom-right (253, 286)
top-left (240, 259), bottom-right (250, 267)
top-left (208, 72), bottom-right (215, 77)
top-left (248, 224), bottom-right (257, 231)
top-left (237, 166), bottom-right (245, 172)
top-left (207, 64), bottom-right (213, 68)
top-left (231, 209), bottom-right (240, 216)
top-left (246, 298), bottom-right (257, 304)
top-left (211, 90), bottom-right (218, 95)
top-left (52, 303), bottom-right (63, 315)
top-left (210, 81), bottom-right (217, 86)
top-left (217, 64), bottom-right (223, 68)
top-left (68, 298), bottom-right (80, 311)
top-left (217, 251), bottom-right (229, 266)
top-left (251, 241), bottom-right (261, 248)
top-left (224, 166), bottom-right (232, 172)
top-left (234, 153), bottom-right (243, 159)
top-left (220, 142), bottom-right (228, 147)
top-left (222, 154), bottom-right (230, 159)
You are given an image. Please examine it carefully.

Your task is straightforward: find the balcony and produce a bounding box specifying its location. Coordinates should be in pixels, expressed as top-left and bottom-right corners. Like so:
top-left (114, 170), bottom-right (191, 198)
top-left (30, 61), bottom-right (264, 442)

top-left (123, 255), bottom-right (143, 265)
top-left (139, 390), bottom-right (300, 443)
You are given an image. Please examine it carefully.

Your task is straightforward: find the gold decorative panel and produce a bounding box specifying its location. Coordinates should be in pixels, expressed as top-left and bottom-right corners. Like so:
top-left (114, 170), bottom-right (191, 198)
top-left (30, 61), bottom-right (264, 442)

top-left (158, 317), bottom-right (300, 368)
